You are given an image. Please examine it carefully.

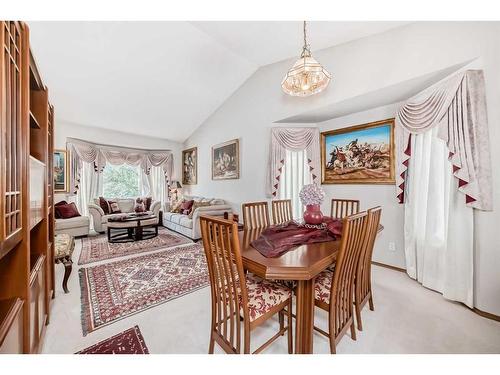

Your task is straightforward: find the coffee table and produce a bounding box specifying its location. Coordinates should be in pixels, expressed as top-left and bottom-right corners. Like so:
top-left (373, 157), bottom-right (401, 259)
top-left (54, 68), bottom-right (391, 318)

top-left (107, 213), bottom-right (158, 243)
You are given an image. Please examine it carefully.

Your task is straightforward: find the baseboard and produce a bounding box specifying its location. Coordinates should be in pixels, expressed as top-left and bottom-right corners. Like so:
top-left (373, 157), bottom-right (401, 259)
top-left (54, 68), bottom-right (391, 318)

top-left (371, 261), bottom-right (500, 323)
top-left (371, 261), bottom-right (406, 273)
top-left (472, 307), bottom-right (500, 322)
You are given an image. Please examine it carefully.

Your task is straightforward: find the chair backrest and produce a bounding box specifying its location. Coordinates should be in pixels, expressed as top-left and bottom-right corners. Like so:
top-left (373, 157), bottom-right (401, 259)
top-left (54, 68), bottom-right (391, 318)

top-left (200, 215), bottom-right (250, 353)
top-left (356, 206), bottom-right (382, 304)
top-left (271, 199), bottom-right (292, 225)
top-left (330, 199), bottom-right (360, 219)
top-left (329, 211), bottom-right (368, 338)
top-left (242, 201), bottom-right (270, 229)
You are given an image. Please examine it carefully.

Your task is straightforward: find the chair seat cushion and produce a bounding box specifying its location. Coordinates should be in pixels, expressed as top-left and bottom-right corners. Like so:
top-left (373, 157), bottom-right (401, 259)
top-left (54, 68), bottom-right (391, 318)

top-left (314, 269), bottom-right (334, 304)
top-left (54, 233), bottom-right (75, 259)
top-left (242, 273), bottom-right (291, 322)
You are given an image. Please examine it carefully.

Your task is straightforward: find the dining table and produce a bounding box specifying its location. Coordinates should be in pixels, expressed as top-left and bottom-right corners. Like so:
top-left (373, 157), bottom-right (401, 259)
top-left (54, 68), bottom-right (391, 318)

top-left (238, 224), bottom-right (383, 354)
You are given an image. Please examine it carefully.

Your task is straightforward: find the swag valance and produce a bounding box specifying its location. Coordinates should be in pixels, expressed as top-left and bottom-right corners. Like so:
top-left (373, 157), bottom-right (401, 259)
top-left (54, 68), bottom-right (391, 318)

top-left (67, 138), bottom-right (173, 194)
top-left (396, 70), bottom-right (493, 210)
top-left (267, 127), bottom-right (320, 197)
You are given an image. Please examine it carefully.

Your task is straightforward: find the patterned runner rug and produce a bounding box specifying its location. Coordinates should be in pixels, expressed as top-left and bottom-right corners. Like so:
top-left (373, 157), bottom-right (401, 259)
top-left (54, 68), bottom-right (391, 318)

top-left (80, 243), bottom-right (209, 335)
top-left (78, 227), bottom-right (192, 265)
top-left (76, 326), bottom-right (149, 354)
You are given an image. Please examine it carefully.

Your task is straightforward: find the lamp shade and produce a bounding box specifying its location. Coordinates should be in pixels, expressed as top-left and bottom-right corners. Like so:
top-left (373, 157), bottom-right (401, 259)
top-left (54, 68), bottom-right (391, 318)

top-left (281, 55), bottom-right (331, 97)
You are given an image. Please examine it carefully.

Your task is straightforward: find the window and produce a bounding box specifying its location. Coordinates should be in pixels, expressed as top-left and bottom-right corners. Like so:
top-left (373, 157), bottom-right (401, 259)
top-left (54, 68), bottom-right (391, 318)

top-left (278, 149), bottom-right (312, 219)
top-left (102, 164), bottom-right (141, 198)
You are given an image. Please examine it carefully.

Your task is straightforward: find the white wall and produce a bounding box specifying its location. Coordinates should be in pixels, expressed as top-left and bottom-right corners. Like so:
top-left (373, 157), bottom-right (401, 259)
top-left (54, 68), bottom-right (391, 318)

top-left (184, 22), bottom-right (500, 315)
top-left (54, 121), bottom-right (183, 201)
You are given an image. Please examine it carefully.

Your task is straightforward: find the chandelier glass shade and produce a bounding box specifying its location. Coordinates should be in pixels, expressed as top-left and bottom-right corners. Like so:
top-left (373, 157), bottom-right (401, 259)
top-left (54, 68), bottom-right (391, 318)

top-left (281, 21), bottom-right (331, 97)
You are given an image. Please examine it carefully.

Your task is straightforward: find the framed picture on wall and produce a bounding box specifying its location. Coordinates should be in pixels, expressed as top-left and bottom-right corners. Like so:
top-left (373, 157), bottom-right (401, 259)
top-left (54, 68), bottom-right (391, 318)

top-left (54, 149), bottom-right (69, 192)
top-left (182, 147), bottom-right (198, 185)
top-left (321, 118), bottom-right (395, 184)
top-left (212, 139), bottom-right (240, 180)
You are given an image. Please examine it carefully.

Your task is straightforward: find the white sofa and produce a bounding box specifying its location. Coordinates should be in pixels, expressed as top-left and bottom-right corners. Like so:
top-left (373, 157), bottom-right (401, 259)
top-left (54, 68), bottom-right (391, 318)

top-left (163, 195), bottom-right (231, 240)
top-left (88, 198), bottom-right (161, 233)
top-left (55, 215), bottom-right (90, 237)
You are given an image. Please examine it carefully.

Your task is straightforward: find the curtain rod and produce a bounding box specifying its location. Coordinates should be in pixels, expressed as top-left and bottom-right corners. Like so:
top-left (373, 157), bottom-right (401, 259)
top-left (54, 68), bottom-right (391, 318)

top-left (66, 137), bottom-right (172, 153)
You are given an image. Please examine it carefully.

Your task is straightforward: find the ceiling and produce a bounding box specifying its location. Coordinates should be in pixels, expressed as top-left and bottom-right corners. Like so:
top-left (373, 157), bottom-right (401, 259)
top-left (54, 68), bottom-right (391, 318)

top-left (28, 21), bottom-right (408, 142)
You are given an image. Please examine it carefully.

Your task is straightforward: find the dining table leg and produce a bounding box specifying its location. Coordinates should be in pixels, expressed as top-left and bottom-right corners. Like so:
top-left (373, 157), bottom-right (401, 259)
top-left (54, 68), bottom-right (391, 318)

top-left (294, 279), bottom-right (315, 354)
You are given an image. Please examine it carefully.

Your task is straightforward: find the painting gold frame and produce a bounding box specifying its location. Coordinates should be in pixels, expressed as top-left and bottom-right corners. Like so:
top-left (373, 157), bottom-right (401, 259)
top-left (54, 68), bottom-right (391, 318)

top-left (211, 139), bottom-right (240, 180)
top-left (182, 146), bottom-right (198, 185)
top-left (54, 149), bottom-right (69, 192)
top-left (320, 118), bottom-right (395, 185)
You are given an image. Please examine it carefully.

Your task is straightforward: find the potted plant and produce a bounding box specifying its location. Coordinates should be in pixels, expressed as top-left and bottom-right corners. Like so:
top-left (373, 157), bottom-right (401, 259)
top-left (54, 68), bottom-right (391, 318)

top-left (299, 183), bottom-right (325, 225)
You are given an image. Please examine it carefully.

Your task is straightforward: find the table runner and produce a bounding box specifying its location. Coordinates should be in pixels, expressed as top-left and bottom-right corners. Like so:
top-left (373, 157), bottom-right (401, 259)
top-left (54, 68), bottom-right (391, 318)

top-left (251, 218), bottom-right (342, 258)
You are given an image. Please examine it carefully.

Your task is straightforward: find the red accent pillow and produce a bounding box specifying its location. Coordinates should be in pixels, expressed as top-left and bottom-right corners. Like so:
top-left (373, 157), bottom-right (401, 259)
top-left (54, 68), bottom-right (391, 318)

top-left (107, 200), bottom-right (122, 214)
top-left (99, 197), bottom-right (110, 214)
top-left (55, 202), bottom-right (81, 219)
top-left (54, 201), bottom-right (68, 219)
top-left (180, 199), bottom-right (194, 215)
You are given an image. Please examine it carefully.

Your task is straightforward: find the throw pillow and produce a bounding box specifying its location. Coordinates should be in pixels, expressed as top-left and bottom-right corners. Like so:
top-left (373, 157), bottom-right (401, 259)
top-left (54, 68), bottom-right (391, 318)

top-left (180, 199), bottom-right (194, 215)
top-left (142, 197), bottom-right (152, 211)
top-left (99, 196), bottom-right (110, 214)
top-left (108, 200), bottom-right (122, 214)
top-left (55, 202), bottom-right (81, 219)
top-left (54, 200), bottom-right (68, 219)
top-left (171, 200), bottom-right (183, 213)
top-left (188, 201), bottom-right (211, 219)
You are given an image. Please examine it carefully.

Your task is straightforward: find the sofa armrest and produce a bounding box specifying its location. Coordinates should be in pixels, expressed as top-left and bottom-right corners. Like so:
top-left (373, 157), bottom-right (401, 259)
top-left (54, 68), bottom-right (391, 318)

top-left (150, 200), bottom-right (161, 216)
top-left (88, 203), bottom-right (104, 216)
top-left (191, 205), bottom-right (232, 239)
top-left (88, 203), bottom-right (105, 233)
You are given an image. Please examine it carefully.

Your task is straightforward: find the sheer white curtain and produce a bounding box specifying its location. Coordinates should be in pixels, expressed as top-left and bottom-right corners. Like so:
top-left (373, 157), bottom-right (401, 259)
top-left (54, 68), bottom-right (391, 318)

top-left (278, 149), bottom-right (312, 219)
top-left (404, 127), bottom-right (474, 307)
top-left (76, 161), bottom-right (103, 217)
top-left (144, 166), bottom-right (167, 208)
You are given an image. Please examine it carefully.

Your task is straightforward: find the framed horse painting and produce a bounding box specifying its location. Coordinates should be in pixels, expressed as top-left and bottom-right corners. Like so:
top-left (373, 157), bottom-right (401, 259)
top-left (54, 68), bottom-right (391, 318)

top-left (320, 118), bottom-right (395, 184)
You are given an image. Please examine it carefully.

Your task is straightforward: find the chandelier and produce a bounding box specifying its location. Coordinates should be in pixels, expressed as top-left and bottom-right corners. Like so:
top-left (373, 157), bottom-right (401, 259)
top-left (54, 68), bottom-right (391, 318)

top-left (281, 21), bottom-right (331, 97)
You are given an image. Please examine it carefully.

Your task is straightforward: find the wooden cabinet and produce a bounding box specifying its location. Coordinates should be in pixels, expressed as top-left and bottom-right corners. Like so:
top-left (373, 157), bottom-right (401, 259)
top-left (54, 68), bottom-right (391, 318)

top-left (29, 255), bottom-right (46, 353)
top-left (0, 21), bottom-right (54, 354)
top-left (0, 298), bottom-right (24, 354)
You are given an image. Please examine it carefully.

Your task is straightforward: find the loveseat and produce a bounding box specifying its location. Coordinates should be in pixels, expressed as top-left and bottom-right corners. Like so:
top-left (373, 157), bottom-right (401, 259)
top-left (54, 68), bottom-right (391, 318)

top-left (163, 195), bottom-right (231, 240)
top-left (88, 198), bottom-right (161, 233)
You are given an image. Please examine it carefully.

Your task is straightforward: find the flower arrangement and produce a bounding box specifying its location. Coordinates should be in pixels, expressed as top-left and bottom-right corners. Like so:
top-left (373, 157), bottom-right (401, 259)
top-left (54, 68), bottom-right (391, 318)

top-left (299, 183), bottom-right (325, 206)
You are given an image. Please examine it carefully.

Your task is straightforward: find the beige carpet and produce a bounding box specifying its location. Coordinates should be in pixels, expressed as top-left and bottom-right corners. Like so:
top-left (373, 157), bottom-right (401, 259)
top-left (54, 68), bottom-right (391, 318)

top-left (43, 236), bottom-right (500, 354)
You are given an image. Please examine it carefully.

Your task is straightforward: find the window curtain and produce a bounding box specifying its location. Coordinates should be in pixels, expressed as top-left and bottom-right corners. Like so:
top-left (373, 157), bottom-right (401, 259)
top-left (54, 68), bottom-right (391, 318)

top-left (278, 149), bottom-right (312, 218)
top-left (67, 138), bottom-right (174, 195)
top-left (396, 70), bottom-right (492, 211)
top-left (76, 161), bottom-right (103, 218)
top-left (267, 127), bottom-right (320, 198)
top-left (404, 127), bottom-right (473, 307)
top-left (144, 166), bottom-right (168, 208)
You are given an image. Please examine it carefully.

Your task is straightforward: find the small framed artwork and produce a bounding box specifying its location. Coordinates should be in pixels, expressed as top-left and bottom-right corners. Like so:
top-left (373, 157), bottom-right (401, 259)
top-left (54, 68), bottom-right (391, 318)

top-left (54, 149), bottom-right (69, 192)
top-left (321, 118), bottom-right (395, 184)
top-left (212, 139), bottom-right (240, 180)
top-left (182, 147), bottom-right (198, 185)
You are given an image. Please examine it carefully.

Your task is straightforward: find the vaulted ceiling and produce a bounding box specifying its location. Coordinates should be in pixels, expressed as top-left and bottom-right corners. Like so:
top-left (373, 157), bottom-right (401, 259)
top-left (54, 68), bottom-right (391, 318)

top-left (28, 21), bottom-right (408, 142)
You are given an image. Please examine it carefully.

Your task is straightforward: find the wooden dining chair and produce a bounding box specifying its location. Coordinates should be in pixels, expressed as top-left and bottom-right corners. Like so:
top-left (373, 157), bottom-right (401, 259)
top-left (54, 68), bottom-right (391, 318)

top-left (242, 201), bottom-right (270, 229)
top-left (271, 199), bottom-right (293, 225)
top-left (313, 211), bottom-right (369, 354)
top-left (200, 215), bottom-right (293, 354)
top-left (330, 199), bottom-right (360, 219)
top-left (354, 206), bottom-right (382, 331)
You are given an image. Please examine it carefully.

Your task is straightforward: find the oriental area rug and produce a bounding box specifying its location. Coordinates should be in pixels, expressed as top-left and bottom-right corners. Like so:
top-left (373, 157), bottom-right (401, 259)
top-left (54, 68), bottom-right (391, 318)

top-left (78, 227), bottom-right (192, 265)
top-left (79, 243), bottom-right (209, 335)
top-left (76, 326), bottom-right (149, 354)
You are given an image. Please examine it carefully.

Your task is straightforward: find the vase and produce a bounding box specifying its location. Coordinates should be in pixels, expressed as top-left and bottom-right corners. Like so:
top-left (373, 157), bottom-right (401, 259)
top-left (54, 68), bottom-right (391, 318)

top-left (303, 204), bottom-right (323, 225)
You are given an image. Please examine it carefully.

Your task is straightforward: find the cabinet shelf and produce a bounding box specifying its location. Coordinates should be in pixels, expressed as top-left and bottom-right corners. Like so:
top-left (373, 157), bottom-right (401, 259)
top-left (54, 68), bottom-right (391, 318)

top-left (29, 111), bottom-right (41, 129)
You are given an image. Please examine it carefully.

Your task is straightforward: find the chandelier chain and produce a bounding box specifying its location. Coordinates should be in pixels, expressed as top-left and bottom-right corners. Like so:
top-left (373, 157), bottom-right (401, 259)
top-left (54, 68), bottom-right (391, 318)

top-left (301, 20), bottom-right (311, 57)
